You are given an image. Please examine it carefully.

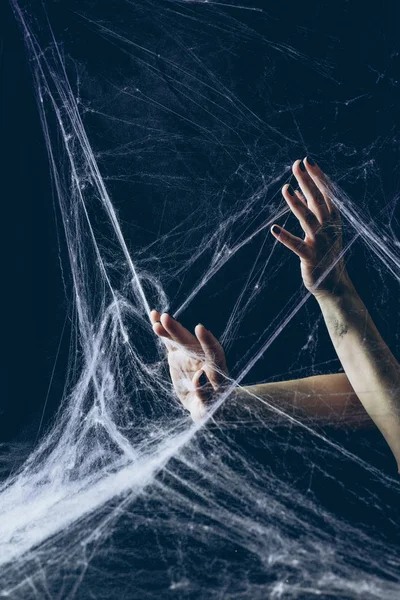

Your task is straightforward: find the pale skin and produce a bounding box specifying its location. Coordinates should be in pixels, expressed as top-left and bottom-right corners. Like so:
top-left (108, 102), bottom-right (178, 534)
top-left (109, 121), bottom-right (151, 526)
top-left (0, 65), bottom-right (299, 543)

top-left (151, 157), bottom-right (400, 472)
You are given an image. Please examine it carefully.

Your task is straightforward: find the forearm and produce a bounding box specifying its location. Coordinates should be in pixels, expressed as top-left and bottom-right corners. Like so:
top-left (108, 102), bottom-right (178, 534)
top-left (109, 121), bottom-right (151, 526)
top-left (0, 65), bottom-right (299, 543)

top-left (316, 276), bottom-right (400, 468)
top-left (221, 373), bottom-right (372, 427)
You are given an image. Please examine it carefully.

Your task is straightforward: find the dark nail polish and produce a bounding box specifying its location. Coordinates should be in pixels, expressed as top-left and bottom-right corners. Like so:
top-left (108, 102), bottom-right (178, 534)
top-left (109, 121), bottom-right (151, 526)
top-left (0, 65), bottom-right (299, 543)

top-left (287, 185), bottom-right (295, 196)
top-left (155, 320), bottom-right (162, 324)
top-left (299, 161), bottom-right (306, 172)
top-left (199, 372), bottom-right (208, 386)
top-left (272, 225), bottom-right (281, 235)
top-left (307, 157), bottom-right (315, 166)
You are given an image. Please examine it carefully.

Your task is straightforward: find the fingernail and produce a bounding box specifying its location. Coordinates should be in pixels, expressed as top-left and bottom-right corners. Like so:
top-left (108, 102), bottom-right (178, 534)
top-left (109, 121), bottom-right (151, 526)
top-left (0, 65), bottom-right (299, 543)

top-left (162, 312), bottom-right (174, 320)
top-left (155, 320), bottom-right (162, 324)
top-left (287, 185), bottom-right (295, 196)
top-left (271, 225), bottom-right (281, 235)
top-left (199, 371), bottom-right (208, 386)
top-left (197, 323), bottom-right (206, 329)
top-left (306, 157), bottom-right (315, 166)
top-left (299, 161), bottom-right (306, 172)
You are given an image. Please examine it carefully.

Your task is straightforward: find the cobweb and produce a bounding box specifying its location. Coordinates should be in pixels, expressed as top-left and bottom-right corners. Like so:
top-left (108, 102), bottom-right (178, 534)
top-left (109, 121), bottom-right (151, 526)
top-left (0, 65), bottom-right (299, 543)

top-left (2, 0), bottom-right (400, 598)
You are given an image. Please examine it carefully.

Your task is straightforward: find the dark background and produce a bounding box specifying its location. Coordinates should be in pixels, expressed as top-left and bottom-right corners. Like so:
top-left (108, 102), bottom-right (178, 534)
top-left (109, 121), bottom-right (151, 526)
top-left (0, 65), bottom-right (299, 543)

top-left (0, 0), bottom-right (399, 451)
top-left (1, 1), bottom-right (68, 441)
top-left (1, 2), bottom-right (400, 598)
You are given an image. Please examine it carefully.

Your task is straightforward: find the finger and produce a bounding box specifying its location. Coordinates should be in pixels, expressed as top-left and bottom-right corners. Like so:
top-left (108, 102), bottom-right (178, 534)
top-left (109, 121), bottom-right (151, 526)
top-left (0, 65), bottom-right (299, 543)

top-left (160, 313), bottom-right (200, 351)
top-left (271, 224), bottom-right (310, 259)
top-left (150, 309), bottom-right (174, 344)
top-left (181, 370), bottom-right (208, 421)
top-left (150, 310), bottom-right (179, 356)
top-left (282, 184), bottom-right (320, 238)
top-left (152, 321), bottom-right (173, 340)
top-left (193, 369), bottom-right (214, 404)
top-left (149, 309), bottom-right (161, 324)
top-left (294, 188), bottom-right (307, 205)
top-left (303, 157), bottom-right (337, 216)
top-left (292, 159), bottom-right (329, 223)
top-left (194, 324), bottom-right (227, 389)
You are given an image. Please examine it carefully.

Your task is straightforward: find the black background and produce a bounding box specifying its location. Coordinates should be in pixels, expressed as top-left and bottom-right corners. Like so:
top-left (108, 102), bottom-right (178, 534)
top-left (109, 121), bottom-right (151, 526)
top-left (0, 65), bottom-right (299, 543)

top-left (1, 2), bottom-right (400, 598)
top-left (1, 1), bottom-right (67, 440)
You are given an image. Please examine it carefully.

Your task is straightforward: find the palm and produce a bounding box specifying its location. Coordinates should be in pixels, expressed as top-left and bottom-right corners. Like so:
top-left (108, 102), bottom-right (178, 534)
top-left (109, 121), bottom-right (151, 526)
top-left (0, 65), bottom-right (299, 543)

top-left (300, 215), bottom-right (343, 293)
top-left (168, 348), bottom-right (203, 405)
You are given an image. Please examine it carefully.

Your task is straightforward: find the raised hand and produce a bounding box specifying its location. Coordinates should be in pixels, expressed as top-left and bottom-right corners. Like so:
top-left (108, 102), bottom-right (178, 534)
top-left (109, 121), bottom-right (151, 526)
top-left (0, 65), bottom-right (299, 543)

top-left (271, 157), bottom-right (347, 297)
top-left (150, 310), bottom-right (228, 421)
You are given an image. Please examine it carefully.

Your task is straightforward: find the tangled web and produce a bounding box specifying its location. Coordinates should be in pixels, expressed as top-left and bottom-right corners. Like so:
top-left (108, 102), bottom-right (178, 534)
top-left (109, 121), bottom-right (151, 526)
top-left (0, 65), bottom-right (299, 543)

top-left (2, 0), bottom-right (400, 598)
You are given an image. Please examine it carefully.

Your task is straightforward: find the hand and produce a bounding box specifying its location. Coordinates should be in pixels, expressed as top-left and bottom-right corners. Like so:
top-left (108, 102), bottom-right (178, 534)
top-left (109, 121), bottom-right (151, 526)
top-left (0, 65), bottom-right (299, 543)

top-left (150, 310), bottom-right (228, 421)
top-left (271, 157), bottom-right (348, 297)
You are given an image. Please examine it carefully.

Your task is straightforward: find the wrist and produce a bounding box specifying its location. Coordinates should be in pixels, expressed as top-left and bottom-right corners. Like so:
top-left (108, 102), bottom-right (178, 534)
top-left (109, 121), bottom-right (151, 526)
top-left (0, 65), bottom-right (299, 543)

top-left (313, 271), bottom-right (355, 304)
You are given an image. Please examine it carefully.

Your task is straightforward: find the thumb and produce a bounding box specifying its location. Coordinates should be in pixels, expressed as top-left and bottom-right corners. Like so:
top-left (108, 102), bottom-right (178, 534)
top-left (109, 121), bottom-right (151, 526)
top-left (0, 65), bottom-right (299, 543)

top-left (193, 369), bottom-right (214, 405)
top-left (185, 370), bottom-right (210, 421)
top-left (194, 325), bottom-right (228, 389)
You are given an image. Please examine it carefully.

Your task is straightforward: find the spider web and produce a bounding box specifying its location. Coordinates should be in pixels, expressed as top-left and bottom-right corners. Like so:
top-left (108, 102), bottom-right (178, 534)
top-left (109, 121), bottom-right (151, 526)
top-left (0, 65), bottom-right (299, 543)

top-left (1, 0), bottom-right (400, 598)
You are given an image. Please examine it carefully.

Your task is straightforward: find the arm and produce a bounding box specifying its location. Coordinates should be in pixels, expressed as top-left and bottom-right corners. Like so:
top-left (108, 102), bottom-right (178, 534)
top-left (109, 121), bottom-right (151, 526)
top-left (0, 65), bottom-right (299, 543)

top-left (271, 157), bottom-right (400, 469)
top-left (316, 278), bottom-right (400, 467)
top-left (150, 160), bottom-right (399, 467)
top-left (150, 311), bottom-right (371, 428)
top-left (239, 372), bottom-right (372, 427)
